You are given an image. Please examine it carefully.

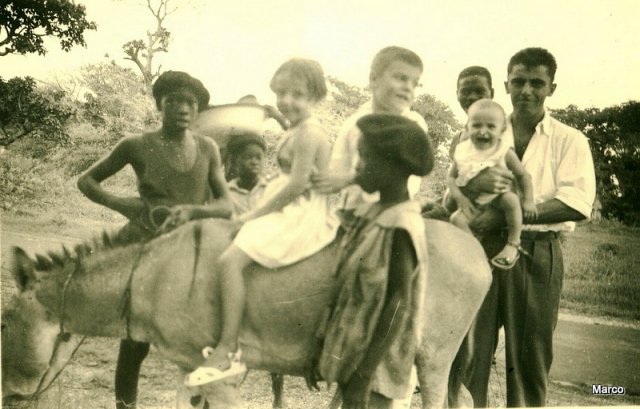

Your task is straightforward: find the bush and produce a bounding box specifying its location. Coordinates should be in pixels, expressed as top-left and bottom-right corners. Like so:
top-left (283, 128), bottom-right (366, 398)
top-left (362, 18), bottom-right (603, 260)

top-left (0, 152), bottom-right (56, 210)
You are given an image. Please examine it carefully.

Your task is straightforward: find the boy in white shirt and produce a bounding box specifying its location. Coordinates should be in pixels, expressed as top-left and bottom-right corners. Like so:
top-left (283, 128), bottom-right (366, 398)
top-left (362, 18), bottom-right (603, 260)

top-left (312, 46), bottom-right (428, 214)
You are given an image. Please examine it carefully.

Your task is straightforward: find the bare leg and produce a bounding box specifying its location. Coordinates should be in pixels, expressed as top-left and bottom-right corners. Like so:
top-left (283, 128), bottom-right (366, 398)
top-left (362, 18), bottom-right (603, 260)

top-left (201, 244), bottom-right (251, 370)
top-left (450, 209), bottom-right (474, 234)
top-left (115, 340), bottom-right (149, 409)
top-left (184, 245), bottom-right (259, 386)
top-left (492, 192), bottom-right (522, 266)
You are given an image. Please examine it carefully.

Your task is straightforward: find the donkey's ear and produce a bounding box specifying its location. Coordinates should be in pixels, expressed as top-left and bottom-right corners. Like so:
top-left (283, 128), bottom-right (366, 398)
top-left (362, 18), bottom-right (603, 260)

top-left (12, 247), bottom-right (37, 291)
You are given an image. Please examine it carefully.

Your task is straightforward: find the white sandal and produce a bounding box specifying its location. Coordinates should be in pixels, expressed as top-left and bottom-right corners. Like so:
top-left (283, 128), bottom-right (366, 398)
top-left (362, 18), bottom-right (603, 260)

top-left (184, 347), bottom-right (247, 386)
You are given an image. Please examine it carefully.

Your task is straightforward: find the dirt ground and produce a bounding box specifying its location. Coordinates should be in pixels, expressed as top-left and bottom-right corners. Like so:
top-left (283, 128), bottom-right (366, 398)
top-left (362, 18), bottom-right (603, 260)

top-left (3, 335), bottom-right (637, 408)
top-left (2, 218), bottom-right (639, 408)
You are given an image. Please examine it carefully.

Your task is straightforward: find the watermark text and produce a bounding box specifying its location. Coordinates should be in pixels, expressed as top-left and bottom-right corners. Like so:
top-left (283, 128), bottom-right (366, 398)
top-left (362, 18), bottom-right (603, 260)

top-left (592, 384), bottom-right (625, 395)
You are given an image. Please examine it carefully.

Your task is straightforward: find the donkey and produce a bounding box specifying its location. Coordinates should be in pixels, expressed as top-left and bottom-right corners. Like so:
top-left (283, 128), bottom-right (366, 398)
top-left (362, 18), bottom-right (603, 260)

top-left (2, 217), bottom-right (491, 408)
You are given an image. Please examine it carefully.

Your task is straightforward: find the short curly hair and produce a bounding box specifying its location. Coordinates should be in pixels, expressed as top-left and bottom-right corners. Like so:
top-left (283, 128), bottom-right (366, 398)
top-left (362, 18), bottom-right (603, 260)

top-left (508, 47), bottom-right (557, 81)
top-left (457, 66), bottom-right (493, 89)
top-left (152, 71), bottom-right (210, 111)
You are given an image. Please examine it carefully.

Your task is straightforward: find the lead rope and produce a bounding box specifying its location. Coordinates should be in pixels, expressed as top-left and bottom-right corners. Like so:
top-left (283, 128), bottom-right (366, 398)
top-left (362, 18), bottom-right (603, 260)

top-left (33, 258), bottom-right (87, 398)
top-left (120, 206), bottom-right (173, 339)
top-left (120, 240), bottom-right (148, 340)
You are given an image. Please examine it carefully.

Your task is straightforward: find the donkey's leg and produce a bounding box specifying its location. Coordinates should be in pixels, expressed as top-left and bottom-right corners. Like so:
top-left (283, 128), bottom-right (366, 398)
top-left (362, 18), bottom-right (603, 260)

top-left (270, 373), bottom-right (284, 409)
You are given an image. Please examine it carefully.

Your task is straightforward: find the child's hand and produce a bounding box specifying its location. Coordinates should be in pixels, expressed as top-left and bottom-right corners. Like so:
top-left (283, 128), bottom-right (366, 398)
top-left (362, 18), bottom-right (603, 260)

top-left (264, 105), bottom-right (289, 130)
top-left (522, 200), bottom-right (538, 221)
top-left (311, 172), bottom-right (349, 194)
top-left (156, 205), bottom-right (193, 234)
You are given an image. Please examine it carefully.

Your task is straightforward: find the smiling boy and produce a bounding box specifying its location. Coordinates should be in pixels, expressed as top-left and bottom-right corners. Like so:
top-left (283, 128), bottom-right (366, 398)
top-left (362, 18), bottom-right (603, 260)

top-left (312, 46), bottom-right (428, 214)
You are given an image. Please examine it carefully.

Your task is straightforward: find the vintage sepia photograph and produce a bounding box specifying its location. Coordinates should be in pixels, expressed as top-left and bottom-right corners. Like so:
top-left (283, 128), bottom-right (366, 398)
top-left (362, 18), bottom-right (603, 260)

top-left (1, 0), bottom-right (639, 408)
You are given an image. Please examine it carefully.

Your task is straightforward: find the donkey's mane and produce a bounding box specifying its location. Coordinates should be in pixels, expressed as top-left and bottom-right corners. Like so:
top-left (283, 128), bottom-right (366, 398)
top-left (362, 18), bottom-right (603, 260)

top-left (32, 230), bottom-right (137, 272)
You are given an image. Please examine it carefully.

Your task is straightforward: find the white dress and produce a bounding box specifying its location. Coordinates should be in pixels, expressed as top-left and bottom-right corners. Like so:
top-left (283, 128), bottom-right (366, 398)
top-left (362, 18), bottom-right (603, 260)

top-left (233, 118), bottom-right (339, 268)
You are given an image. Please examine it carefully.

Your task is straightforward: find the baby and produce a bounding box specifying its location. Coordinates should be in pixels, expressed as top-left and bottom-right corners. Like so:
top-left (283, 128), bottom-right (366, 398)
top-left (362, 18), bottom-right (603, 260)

top-left (448, 99), bottom-right (537, 269)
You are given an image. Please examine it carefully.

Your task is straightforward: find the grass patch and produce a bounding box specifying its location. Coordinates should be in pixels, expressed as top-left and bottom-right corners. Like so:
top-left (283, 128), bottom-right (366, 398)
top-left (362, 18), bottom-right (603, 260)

top-left (561, 221), bottom-right (640, 321)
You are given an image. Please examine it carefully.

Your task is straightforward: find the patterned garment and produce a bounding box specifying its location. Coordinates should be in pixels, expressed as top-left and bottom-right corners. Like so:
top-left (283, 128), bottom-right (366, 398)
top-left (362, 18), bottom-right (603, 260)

top-left (319, 200), bottom-right (428, 399)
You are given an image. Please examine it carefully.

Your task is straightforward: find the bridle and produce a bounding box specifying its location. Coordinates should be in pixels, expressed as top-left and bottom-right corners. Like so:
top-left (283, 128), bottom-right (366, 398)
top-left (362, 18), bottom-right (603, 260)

top-left (30, 207), bottom-right (175, 398)
top-left (31, 258), bottom-right (86, 399)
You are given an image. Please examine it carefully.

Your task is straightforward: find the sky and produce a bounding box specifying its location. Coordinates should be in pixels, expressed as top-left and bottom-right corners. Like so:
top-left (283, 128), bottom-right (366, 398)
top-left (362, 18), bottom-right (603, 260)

top-left (1, 0), bottom-right (639, 120)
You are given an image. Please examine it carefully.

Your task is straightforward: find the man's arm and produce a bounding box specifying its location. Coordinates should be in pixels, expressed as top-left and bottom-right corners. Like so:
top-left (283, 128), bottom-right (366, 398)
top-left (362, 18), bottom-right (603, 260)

top-left (77, 136), bottom-right (145, 220)
top-left (462, 166), bottom-right (514, 197)
top-left (526, 130), bottom-right (596, 225)
top-left (523, 198), bottom-right (585, 224)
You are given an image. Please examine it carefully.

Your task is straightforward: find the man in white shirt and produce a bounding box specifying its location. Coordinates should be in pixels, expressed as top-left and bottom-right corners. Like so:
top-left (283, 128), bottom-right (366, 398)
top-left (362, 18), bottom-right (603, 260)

top-left (458, 47), bottom-right (596, 407)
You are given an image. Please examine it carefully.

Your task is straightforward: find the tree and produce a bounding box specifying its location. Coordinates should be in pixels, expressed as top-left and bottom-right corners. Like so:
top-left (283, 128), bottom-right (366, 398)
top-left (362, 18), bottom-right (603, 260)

top-left (79, 61), bottom-right (158, 140)
top-left (412, 94), bottom-right (461, 154)
top-left (552, 102), bottom-right (640, 225)
top-left (0, 0), bottom-right (96, 56)
top-left (412, 94), bottom-right (462, 199)
top-left (0, 76), bottom-right (74, 147)
top-left (122, 0), bottom-right (175, 87)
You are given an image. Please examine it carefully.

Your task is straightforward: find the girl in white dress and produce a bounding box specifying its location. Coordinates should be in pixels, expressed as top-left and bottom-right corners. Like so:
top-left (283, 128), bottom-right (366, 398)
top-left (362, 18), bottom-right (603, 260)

top-left (185, 58), bottom-right (338, 385)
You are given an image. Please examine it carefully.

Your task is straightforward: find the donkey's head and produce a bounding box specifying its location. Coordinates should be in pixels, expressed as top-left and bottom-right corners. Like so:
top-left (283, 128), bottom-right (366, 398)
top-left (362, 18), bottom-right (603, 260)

top-left (2, 247), bottom-right (82, 399)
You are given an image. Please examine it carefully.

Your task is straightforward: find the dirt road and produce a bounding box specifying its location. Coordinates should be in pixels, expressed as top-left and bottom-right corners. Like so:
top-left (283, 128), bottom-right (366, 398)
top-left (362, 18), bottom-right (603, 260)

top-left (2, 227), bottom-right (639, 407)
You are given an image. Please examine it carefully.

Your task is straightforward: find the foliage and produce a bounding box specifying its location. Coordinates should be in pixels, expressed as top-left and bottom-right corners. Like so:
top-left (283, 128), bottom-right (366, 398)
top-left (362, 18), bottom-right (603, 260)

top-left (0, 0), bottom-right (96, 56)
top-left (0, 76), bottom-right (74, 147)
top-left (326, 75), bottom-right (369, 116)
top-left (412, 93), bottom-right (462, 155)
top-left (412, 94), bottom-right (462, 199)
top-left (0, 151), bottom-right (57, 210)
top-left (552, 102), bottom-right (640, 226)
top-left (78, 61), bottom-right (159, 141)
top-left (122, 0), bottom-right (175, 87)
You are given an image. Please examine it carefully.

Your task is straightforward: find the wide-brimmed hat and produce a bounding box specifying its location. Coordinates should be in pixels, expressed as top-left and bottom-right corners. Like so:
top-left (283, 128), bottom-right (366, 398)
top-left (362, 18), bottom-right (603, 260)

top-left (152, 71), bottom-right (210, 111)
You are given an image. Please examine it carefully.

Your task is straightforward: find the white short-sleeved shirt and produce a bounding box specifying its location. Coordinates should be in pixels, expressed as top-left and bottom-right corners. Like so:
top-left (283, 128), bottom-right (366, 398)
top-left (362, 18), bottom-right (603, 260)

top-left (502, 111), bottom-right (596, 232)
top-left (329, 101), bottom-right (429, 210)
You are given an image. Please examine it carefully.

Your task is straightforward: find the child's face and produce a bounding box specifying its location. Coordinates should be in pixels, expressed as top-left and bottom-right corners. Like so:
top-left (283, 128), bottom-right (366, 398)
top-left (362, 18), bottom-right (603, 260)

top-left (466, 106), bottom-right (505, 151)
top-left (160, 90), bottom-right (199, 131)
top-left (235, 143), bottom-right (264, 180)
top-left (371, 61), bottom-right (422, 114)
top-left (457, 75), bottom-right (493, 112)
top-left (271, 72), bottom-right (316, 127)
